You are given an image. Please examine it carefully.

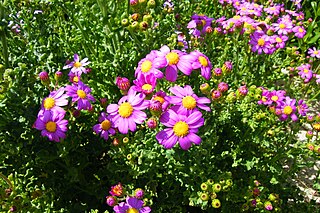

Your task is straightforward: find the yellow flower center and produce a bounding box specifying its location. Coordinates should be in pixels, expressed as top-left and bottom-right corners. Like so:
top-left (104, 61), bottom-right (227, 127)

top-left (173, 121), bottom-right (189, 137)
top-left (141, 60), bottom-right (152, 73)
top-left (182, 96), bottom-right (197, 110)
top-left (142, 83), bottom-right (153, 91)
top-left (73, 76), bottom-right (79, 83)
top-left (270, 7), bottom-right (276, 11)
top-left (262, 96), bottom-right (267, 102)
top-left (73, 61), bottom-right (82, 68)
top-left (257, 38), bottom-right (265, 46)
top-left (198, 56), bottom-right (208, 67)
top-left (271, 96), bottom-right (278, 101)
top-left (118, 102), bottom-right (134, 118)
top-left (126, 208), bottom-right (139, 213)
top-left (298, 28), bottom-right (304, 33)
top-left (166, 52), bottom-right (179, 65)
top-left (46, 121), bottom-right (57, 133)
top-left (154, 96), bottom-right (165, 104)
top-left (314, 51), bottom-right (319, 55)
top-left (276, 37), bottom-right (282, 43)
top-left (44, 97), bottom-right (55, 110)
top-left (241, 7), bottom-right (247, 11)
top-left (77, 90), bottom-right (86, 99)
top-left (177, 41), bottom-right (184, 47)
top-left (279, 23), bottom-right (286, 29)
top-left (304, 69), bottom-right (309, 73)
top-left (283, 106), bottom-right (293, 115)
top-left (101, 120), bottom-right (111, 131)
top-left (313, 123), bottom-right (320, 131)
top-left (233, 15), bottom-right (241, 20)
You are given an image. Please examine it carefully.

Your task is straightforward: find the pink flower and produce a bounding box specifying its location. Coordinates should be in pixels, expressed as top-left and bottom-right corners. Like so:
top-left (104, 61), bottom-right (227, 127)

top-left (41, 87), bottom-right (69, 115)
top-left (190, 50), bottom-right (212, 80)
top-left (135, 51), bottom-right (164, 79)
top-left (63, 54), bottom-right (90, 76)
top-left (308, 47), bottom-right (320, 58)
top-left (132, 73), bottom-right (157, 95)
top-left (66, 81), bottom-right (96, 110)
top-left (93, 112), bottom-right (116, 140)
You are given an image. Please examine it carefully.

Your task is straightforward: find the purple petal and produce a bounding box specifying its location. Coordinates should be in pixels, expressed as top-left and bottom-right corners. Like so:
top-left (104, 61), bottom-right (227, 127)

top-left (118, 117), bottom-right (129, 134)
top-left (132, 111), bottom-right (147, 124)
top-left (74, 54), bottom-right (79, 61)
top-left (165, 65), bottom-right (178, 82)
top-left (179, 136), bottom-right (192, 150)
top-left (186, 133), bottom-right (201, 145)
top-left (185, 111), bottom-right (203, 125)
top-left (107, 104), bottom-right (119, 114)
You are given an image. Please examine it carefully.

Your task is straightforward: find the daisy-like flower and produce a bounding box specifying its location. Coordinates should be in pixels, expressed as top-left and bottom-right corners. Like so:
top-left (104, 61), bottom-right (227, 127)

top-left (272, 35), bottom-right (288, 49)
top-left (269, 90), bottom-right (285, 105)
top-left (257, 90), bottom-right (272, 105)
top-left (154, 45), bottom-right (197, 82)
top-left (292, 26), bottom-right (306, 38)
top-left (297, 99), bottom-right (308, 116)
top-left (93, 112), bottom-right (116, 140)
top-left (41, 87), bottom-right (68, 115)
top-left (68, 72), bottom-right (81, 84)
top-left (264, 5), bottom-right (281, 16)
top-left (279, 97), bottom-right (298, 122)
top-left (308, 47), bottom-right (320, 58)
top-left (272, 17), bottom-right (293, 35)
top-left (135, 51), bottom-right (164, 79)
top-left (63, 54), bottom-right (90, 76)
top-left (66, 81), bottom-right (96, 110)
top-left (110, 183), bottom-right (123, 197)
top-left (297, 64), bottom-right (313, 82)
top-left (167, 85), bottom-right (211, 115)
top-left (34, 110), bottom-right (68, 142)
top-left (132, 73), bottom-right (157, 95)
top-left (249, 31), bottom-right (272, 54)
top-left (113, 197), bottom-right (151, 213)
top-left (156, 109), bottom-right (204, 150)
top-left (107, 89), bottom-right (149, 134)
top-left (190, 50), bottom-right (212, 80)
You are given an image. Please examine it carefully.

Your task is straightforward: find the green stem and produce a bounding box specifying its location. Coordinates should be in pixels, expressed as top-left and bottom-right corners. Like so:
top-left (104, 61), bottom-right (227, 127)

top-left (0, 1), bottom-right (9, 69)
top-left (0, 172), bottom-right (13, 189)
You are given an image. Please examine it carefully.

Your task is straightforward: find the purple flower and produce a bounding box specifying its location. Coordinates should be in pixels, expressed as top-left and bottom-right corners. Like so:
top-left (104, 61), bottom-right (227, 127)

top-left (279, 97), bottom-right (298, 122)
top-left (93, 112), bottom-right (116, 140)
top-left (308, 47), bottom-right (320, 58)
top-left (132, 73), bottom-right (157, 95)
top-left (41, 87), bottom-right (68, 114)
top-left (258, 90), bottom-right (272, 105)
top-left (297, 100), bottom-right (308, 116)
top-left (190, 50), bottom-right (212, 80)
top-left (218, 82), bottom-right (229, 92)
top-left (167, 85), bottom-right (211, 115)
top-left (316, 74), bottom-right (320, 84)
top-left (297, 64), bottom-right (313, 82)
top-left (154, 45), bottom-right (197, 82)
top-left (272, 35), bottom-right (288, 49)
top-left (156, 109), bottom-right (204, 150)
top-left (272, 17), bottom-right (293, 35)
top-left (39, 71), bottom-right (49, 81)
top-left (106, 196), bottom-right (117, 207)
top-left (63, 54), bottom-right (90, 76)
top-left (249, 31), bottom-right (272, 54)
top-left (35, 110), bottom-right (68, 142)
top-left (66, 81), bottom-right (96, 110)
top-left (135, 51), bottom-right (164, 79)
top-left (113, 197), bottom-right (151, 213)
top-left (269, 90), bottom-right (285, 106)
top-left (264, 5), bottom-right (281, 16)
top-left (292, 26), bottom-right (306, 38)
top-left (107, 89), bottom-right (149, 134)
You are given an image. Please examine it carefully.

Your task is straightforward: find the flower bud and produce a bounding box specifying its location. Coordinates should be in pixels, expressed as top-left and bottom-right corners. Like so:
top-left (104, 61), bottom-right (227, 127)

top-left (121, 19), bottom-right (129, 27)
top-left (131, 13), bottom-right (140, 21)
top-left (147, 0), bottom-right (156, 8)
top-left (213, 183), bottom-right (221, 193)
top-left (200, 192), bottom-right (209, 201)
top-left (212, 68), bottom-right (222, 77)
top-left (200, 182), bottom-right (208, 191)
top-left (113, 138), bottom-right (120, 146)
top-left (134, 188), bottom-right (144, 199)
top-left (139, 21), bottom-right (148, 31)
top-left (149, 100), bottom-right (162, 117)
top-left (222, 61), bottom-right (232, 72)
top-left (106, 196), bottom-right (117, 207)
top-left (146, 117), bottom-right (157, 129)
top-left (39, 71), bottom-right (50, 83)
top-left (123, 137), bottom-right (129, 143)
top-left (130, 0), bottom-right (138, 6)
top-left (226, 92), bottom-right (236, 103)
top-left (314, 146), bottom-right (320, 154)
top-left (116, 77), bottom-right (130, 91)
top-left (238, 85), bottom-right (248, 96)
top-left (143, 14), bottom-right (152, 23)
top-left (200, 83), bottom-right (211, 95)
top-left (211, 90), bottom-right (221, 100)
top-left (207, 179), bottom-right (214, 185)
top-left (210, 192), bottom-right (217, 199)
top-left (313, 123), bottom-right (320, 132)
top-left (306, 131), bottom-right (313, 139)
top-left (218, 82), bottom-right (229, 92)
top-left (100, 98), bottom-right (108, 108)
top-left (54, 71), bottom-right (63, 81)
top-left (268, 193), bottom-right (277, 201)
top-left (264, 201), bottom-right (273, 211)
top-left (212, 199), bottom-right (221, 208)
top-left (306, 143), bottom-right (314, 151)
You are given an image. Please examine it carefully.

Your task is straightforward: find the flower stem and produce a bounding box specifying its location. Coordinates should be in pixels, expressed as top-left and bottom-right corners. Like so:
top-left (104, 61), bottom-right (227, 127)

top-left (0, 172), bottom-right (13, 189)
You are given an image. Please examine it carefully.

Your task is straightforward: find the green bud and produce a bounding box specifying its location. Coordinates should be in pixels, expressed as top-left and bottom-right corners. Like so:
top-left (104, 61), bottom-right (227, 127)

top-left (255, 87), bottom-right (262, 95)
top-left (249, 85), bottom-right (257, 91)
top-left (207, 179), bottom-right (214, 185)
top-left (139, 21), bottom-right (148, 31)
top-left (212, 199), bottom-right (221, 208)
top-left (213, 183), bottom-right (221, 193)
top-left (268, 193), bottom-right (277, 201)
top-left (121, 19), bottom-right (129, 27)
top-left (147, 0), bottom-right (156, 8)
top-left (200, 192), bottom-right (209, 201)
top-left (127, 154), bottom-right (132, 160)
top-left (210, 192), bottom-right (217, 199)
top-left (143, 14), bottom-right (152, 23)
top-left (226, 179), bottom-right (233, 186)
top-left (200, 182), bottom-right (208, 191)
top-left (129, 21), bottom-right (139, 31)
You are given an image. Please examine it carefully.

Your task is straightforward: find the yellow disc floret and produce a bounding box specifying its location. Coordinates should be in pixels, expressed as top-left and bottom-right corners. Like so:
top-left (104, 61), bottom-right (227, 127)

top-left (46, 121), bottom-right (57, 133)
top-left (142, 84), bottom-right (153, 91)
top-left (77, 90), bottom-right (86, 99)
top-left (141, 60), bottom-right (152, 73)
top-left (283, 106), bottom-right (293, 115)
top-left (73, 76), bottom-right (79, 83)
top-left (173, 121), bottom-right (189, 137)
top-left (118, 102), bottom-right (134, 118)
top-left (101, 120), bottom-right (111, 131)
top-left (257, 38), bottom-right (265, 46)
top-left (198, 56), bottom-right (208, 67)
top-left (166, 52), bottom-right (180, 65)
top-left (279, 23), bottom-right (286, 29)
top-left (182, 96), bottom-right (197, 110)
top-left (276, 37), bottom-right (282, 43)
top-left (154, 96), bottom-right (165, 104)
top-left (126, 208), bottom-right (139, 213)
top-left (44, 97), bottom-right (55, 110)
top-left (313, 123), bottom-right (320, 131)
top-left (271, 96), bottom-right (278, 101)
top-left (73, 61), bottom-right (82, 68)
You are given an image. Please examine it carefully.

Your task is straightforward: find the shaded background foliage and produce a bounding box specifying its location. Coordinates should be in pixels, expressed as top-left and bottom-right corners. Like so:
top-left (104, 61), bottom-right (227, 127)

top-left (0, 0), bottom-right (320, 212)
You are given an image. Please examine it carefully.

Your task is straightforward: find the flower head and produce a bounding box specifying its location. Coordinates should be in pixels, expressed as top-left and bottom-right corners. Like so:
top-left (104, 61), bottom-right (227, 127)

top-left (308, 47), bottom-right (320, 58)
top-left (190, 50), bottom-right (212, 80)
top-left (132, 73), bottom-right (157, 95)
top-left (107, 89), bottom-right (149, 134)
top-left (41, 87), bottom-right (68, 115)
top-left (135, 51), bottom-right (164, 79)
top-left (279, 97), bottom-right (298, 122)
top-left (113, 197), bottom-right (151, 213)
top-left (156, 109), bottom-right (204, 150)
top-left (34, 110), bottom-right (68, 142)
top-left (93, 112), bottom-right (116, 140)
top-left (110, 183), bottom-right (123, 197)
top-left (106, 196), bottom-right (117, 207)
top-left (63, 54), bottom-right (90, 76)
top-left (66, 81), bottom-right (96, 110)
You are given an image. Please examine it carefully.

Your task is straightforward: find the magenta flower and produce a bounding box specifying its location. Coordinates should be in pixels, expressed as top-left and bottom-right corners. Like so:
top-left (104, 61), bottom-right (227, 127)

top-left (63, 54), bottom-right (90, 76)
top-left (190, 50), bottom-right (212, 80)
top-left (35, 110), bottom-right (68, 142)
top-left (107, 89), bottom-right (149, 134)
top-left (308, 47), bottom-right (320, 58)
top-left (272, 18), bottom-right (293, 35)
top-left (292, 26), bottom-right (306, 38)
top-left (154, 45), bottom-right (196, 82)
top-left (135, 51), bottom-right (164, 79)
top-left (132, 73), bottom-right (157, 95)
top-left (264, 5), bottom-right (281, 16)
top-left (93, 112), bottom-right (116, 140)
top-left (41, 87), bottom-right (68, 115)
top-left (113, 197), bottom-right (151, 213)
top-left (272, 35), bottom-right (288, 49)
top-left (68, 72), bottom-right (81, 84)
top-left (297, 64), bottom-right (313, 82)
top-left (249, 31), bottom-right (272, 54)
top-left (156, 109), bottom-right (204, 150)
top-left (316, 74), bottom-right (320, 84)
top-left (258, 90), bottom-right (272, 105)
top-left (167, 85), bottom-right (211, 115)
top-left (66, 81), bottom-right (96, 110)
top-left (279, 97), bottom-right (298, 122)
top-left (297, 99), bottom-right (308, 116)
top-left (269, 90), bottom-right (285, 106)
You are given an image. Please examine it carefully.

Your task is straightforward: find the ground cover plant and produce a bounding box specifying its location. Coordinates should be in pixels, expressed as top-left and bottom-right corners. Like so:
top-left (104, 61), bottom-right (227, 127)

top-left (1, 0), bottom-right (320, 212)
